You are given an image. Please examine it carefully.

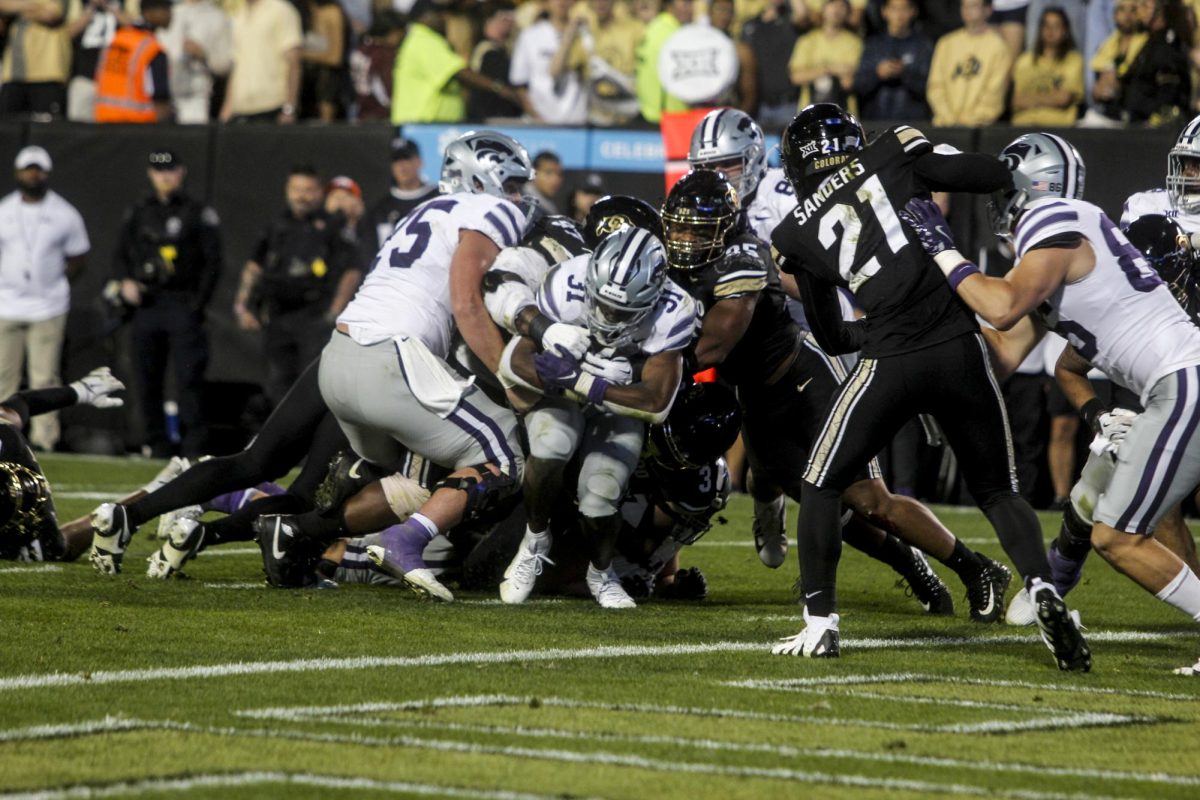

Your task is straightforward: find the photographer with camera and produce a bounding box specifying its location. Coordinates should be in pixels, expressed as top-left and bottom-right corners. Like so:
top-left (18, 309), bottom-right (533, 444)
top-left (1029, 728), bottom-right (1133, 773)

top-left (113, 149), bottom-right (222, 458)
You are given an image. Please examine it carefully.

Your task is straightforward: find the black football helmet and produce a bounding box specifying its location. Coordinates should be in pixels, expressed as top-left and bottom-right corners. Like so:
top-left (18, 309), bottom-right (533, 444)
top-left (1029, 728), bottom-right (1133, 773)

top-left (0, 461), bottom-right (51, 559)
top-left (582, 195), bottom-right (663, 250)
top-left (660, 170), bottom-right (741, 271)
top-left (780, 103), bottom-right (865, 192)
top-left (648, 381), bottom-right (742, 471)
top-left (1125, 214), bottom-right (1200, 321)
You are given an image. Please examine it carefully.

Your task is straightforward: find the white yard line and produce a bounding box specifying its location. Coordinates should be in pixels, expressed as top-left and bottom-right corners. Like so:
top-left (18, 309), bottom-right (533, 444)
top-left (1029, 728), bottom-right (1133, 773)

top-left (0, 565), bottom-right (61, 574)
top-left (1, 631), bottom-right (1191, 694)
top-left (199, 582), bottom-right (263, 590)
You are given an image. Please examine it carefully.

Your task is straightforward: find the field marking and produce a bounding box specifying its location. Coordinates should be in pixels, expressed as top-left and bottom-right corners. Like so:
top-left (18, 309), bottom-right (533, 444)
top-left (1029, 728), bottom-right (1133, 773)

top-left (726, 673), bottom-right (1200, 702)
top-left (0, 565), bottom-right (61, 574)
top-left (1, 630), bottom-right (1193, 694)
top-left (0, 716), bottom-right (1141, 800)
top-left (196, 547), bottom-right (259, 558)
top-left (238, 693), bottom-right (1150, 736)
top-left (200, 582), bottom-right (263, 590)
top-left (55, 491), bottom-right (121, 501)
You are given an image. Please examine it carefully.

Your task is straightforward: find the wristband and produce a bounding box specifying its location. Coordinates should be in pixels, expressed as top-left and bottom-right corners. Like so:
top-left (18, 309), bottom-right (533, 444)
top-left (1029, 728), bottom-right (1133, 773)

top-left (574, 372), bottom-right (609, 405)
top-left (932, 248), bottom-right (971, 277)
top-left (527, 313), bottom-right (554, 347)
top-left (946, 262), bottom-right (981, 291)
top-left (1080, 397), bottom-right (1110, 434)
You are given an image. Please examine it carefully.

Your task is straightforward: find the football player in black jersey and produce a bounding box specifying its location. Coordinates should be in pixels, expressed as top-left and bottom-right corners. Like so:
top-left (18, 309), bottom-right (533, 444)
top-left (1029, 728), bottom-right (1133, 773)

top-left (769, 103), bottom-right (1089, 670)
top-left (662, 169), bottom-right (1010, 620)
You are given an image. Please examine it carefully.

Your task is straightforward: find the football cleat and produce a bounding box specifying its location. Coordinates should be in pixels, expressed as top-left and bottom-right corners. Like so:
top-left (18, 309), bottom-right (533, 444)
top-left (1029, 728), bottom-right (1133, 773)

top-left (89, 503), bottom-right (135, 575)
top-left (1005, 587), bottom-right (1036, 626)
top-left (155, 504), bottom-right (202, 541)
top-left (365, 540), bottom-right (455, 602)
top-left (1031, 580), bottom-right (1092, 671)
top-left (1173, 657), bottom-right (1200, 676)
top-left (141, 456), bottom-right (191, 495)
top-left (255, 515), bottom-right (325, 589)
top-left (965, 555), bottom-right (1012, 623)
top-left (499, 531), bottom-right (553, 604)
top-left (772, 608), bottom-right (840, 657)
top-left (586, 563), bottom-right (637, 609)
top-left (752, 496), bottom-right (788, 568)
top-left (897, 547), bottom-right (954, 615)
top-left (313, 451), bottom-right (386, 516)
top-left (1047, 538), bottom-right (1088, 597)
top-left (146, 518), bottom-right (206, 579)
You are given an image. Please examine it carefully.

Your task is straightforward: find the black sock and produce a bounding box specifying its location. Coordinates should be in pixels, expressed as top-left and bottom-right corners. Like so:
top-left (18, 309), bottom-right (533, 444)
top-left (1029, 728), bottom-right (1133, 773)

top-left (981, 494), bottom-right (1051, 583)
top-left (849, 530), bottom-right (916, 577)
top-left (290, 509), bottom-right (348, 546)
top-left (205, 494), bottom-right (309, 548)
top-left (797, 482), bottom-right (842, 617)
top-left (1054, 504), bottom-right (1094, 561)
top-left (940, 540), bottom-right (985, 581)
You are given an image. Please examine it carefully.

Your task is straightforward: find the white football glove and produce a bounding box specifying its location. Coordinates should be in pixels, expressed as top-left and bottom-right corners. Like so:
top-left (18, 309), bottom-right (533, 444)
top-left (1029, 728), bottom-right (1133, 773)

top-left (541, 323), bottom-right (590, 360)
top-left (581, 351), bottom-right (633, 384)
top-left (1097, 407), bottom-right (1138, 453)
top-left (483, 279), bottom-right (534, 332)
top-left (70, 367), bottom-right (125, 408)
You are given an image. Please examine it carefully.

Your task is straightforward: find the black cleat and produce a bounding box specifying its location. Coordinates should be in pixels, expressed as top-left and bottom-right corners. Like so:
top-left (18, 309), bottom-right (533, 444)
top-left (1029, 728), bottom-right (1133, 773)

top-left (313, 451), bottom-right (386, 516)
top-left (897, 547), bottom-right (954, 615)
top-left (1031, 582), bottom-right (1092, 672)
top-left (255, 515), bottom-right (326, 588)
top-left (965, 555), bottom-right (1012, 623)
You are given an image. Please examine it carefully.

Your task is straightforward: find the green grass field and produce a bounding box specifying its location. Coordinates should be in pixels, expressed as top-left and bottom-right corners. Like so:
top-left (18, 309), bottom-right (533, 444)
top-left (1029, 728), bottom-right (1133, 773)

top-left (1, 454), bottom-right (1198, 799)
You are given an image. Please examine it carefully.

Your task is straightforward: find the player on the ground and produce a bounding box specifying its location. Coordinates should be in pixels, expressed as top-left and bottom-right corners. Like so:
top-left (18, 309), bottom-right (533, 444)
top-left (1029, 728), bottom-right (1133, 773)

top-left (662, 168), bottom-right (1008, 619)
top-left (770, 106), bottom-right (1088, 670)
top-left (260, 130), bottom-right (532, 601)
top-left (497, 226), bottom-right (698, 608)
top-left (903, 131), bottom-right (1200, 674)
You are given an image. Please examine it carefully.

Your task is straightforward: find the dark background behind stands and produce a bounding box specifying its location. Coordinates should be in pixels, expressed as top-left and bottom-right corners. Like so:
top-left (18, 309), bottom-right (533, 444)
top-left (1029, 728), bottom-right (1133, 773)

top-left (1, 121), bottom-right (1179, 456)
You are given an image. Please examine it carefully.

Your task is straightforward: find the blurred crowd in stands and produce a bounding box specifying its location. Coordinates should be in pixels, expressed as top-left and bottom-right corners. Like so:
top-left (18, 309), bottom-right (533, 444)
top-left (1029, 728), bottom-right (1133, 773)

top-left (1, 0), bottom-right (1199, 129)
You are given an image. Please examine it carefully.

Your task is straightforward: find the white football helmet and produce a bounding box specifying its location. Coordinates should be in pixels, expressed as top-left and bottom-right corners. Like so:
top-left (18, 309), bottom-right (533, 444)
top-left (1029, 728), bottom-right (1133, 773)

top-left (585, 227), bottom-right (668, 350)
top-left (990, 132), bottom-right (1086, 240)
top-left (438, 130), bottom-right (534, 200)
top-left (1168, 114), bottom-right (1200, 213)
top-left (687, 108), bottom-right (767, 199)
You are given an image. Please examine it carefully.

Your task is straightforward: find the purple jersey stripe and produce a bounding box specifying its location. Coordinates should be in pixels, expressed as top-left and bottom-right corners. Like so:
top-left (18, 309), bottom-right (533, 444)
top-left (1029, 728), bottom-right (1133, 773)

top-left (497, 203), bottom-right (521, 242)
top-left (1016, 209), bottom-right (1079, 254)
top-left (1126, 366), bottom-right (1200, 533)
top-left (484, 211), bottom-right (516, 247)
top-left (1115, 369), bottom-right (1192, 532)
top-left (459, 397), bottom-right (517, 466)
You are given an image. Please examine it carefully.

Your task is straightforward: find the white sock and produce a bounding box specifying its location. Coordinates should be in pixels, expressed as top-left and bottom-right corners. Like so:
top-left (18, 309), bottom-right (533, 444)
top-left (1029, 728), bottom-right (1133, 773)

top-left (1155, 566), bottom-right (1200, 622)
top-left (410, 512), bottom-right (439, 538)
top-left (526, 525), bottom-right (549, 540)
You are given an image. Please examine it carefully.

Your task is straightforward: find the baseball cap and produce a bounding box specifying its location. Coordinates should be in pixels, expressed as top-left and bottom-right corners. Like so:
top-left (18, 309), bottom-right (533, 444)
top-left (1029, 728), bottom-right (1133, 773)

top-left (391, 136), bottom-right (420, 161)
top-left (14, 146), bottom-right (51, 172)
top-left (579, 173), bottom-right (605, 194)
top-left (326, 175), bottom-right (362, 199)
top-left (148, 150), bottom-right (182, 170)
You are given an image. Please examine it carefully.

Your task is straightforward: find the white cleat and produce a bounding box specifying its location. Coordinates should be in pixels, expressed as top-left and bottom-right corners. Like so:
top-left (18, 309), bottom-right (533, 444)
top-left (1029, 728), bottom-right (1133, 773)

top-left (146, 518), bottom-right (206, 579)
top-left (364, 546), bottom-right (455, 602)
top-left (1005, 588), bottom-right (1037, 626)
top-left (1173, 658), bottom-right (1200, 676)
top-left (753, 496), bottom-right (788, 568)
top-left (141, 456), bottom-right (192, 495)
top-left (586, 563), bottom-right (637, 609)
top-left (771, 607), bottom-right (840, 657)
top-left (500, 531), bottom-right (554, 604)
top-left (155, 504), bottom-right (203, 541)
top-left (89, 503), bottom-right (134, 575)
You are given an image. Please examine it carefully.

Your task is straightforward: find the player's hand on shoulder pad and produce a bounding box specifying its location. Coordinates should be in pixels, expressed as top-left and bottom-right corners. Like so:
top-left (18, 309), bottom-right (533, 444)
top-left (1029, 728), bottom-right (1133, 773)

top-left (71, 367), bottom-right (125, 408)
top-left (541, 322), bottom-right (590, 360)
top-left (582, 351), bottom-right (633, 385)
top-left (899, 197), bottom-right (956, 256)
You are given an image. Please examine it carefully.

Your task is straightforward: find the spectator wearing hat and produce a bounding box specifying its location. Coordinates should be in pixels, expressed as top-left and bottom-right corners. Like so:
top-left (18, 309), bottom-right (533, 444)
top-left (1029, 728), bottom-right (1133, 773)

top-left (0, 0), bottom-right (71, 117)
top-left (364, 137), bottom-right (439, 249)
top-left (324, 175), bottom-right (373, 276)
top-left (391, 0), bottom-right (521, 124)
top-left (568, 173), bottom-right (605, 226)
top-left (0, 147), bottom-right (89, 451)
top-left (220, 0), bottom-right (303, 123)
top-left (93, 0), bottom-right (173, 123)
top-left (113, 150), bottom-right (222, 457)
top-left (159, 0), bottom-right (233, 124)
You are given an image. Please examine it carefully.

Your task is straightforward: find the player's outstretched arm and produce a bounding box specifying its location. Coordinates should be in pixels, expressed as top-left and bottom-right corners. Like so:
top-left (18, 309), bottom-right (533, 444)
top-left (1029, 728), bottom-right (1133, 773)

top-left (796, 271), bottom-right (868, 355)
top-left (913, 150), bottom-right (1012, 195)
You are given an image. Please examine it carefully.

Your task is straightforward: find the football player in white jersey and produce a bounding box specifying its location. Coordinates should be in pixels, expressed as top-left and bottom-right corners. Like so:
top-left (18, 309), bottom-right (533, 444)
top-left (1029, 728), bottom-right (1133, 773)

top-left (294, 130), bottom-right (533, 601)
top-left (1120, 113), bottom-right (1200, 231)
top-left (904, 132), bottom-right (1200, 672)
top-left (497, 227), bottom-right (699, 608)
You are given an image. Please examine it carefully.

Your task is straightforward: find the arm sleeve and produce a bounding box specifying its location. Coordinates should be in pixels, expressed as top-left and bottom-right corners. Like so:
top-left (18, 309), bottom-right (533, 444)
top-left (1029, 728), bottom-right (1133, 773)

top-left (112, 209), bottom-right (137, 280)
top-left (797, 270), bottom-right (868, 355)
top-left (912, 151), bottom-right (1012, 194)
top-left (2, 387), bottom-right (79, 427)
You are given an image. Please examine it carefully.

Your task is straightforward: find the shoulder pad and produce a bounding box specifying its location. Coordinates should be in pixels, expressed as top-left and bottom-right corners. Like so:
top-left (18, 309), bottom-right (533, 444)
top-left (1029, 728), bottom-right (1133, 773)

top-left (891, 125), bottom-right (932, 154)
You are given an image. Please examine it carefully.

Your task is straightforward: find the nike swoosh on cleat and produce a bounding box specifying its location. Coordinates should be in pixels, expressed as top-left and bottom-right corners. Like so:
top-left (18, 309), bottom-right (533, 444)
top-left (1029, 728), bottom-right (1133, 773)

top-left (348, 460), bottom-right (364, 480)
top-left (796, 378), bottom-right (813, 394)
top-left (978, 591), bottom-right (995, 617)
top-left (271, 525), bottom-right (289, 560)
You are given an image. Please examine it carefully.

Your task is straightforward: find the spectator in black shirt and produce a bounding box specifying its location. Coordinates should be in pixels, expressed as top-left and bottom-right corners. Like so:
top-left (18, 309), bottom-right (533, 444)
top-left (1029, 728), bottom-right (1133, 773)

top-left (740, 0), bottom-right (799, 130)
top-left (113, 150), bottom-right (221, 457)
top-left (467, 0), bottom-right (521, 122)
top-left (234, 164), bottom-right (359, 406)
top-left (853, 0), bottom-right (933, 121)
top-left (1119, 0), bottom-right (1191, 124)
top-left (364, 136), bottom-right (440, 250)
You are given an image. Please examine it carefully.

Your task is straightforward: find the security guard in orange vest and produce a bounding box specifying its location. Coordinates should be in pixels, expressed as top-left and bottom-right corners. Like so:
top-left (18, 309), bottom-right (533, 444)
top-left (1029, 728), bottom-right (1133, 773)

top-left (94, 0), bottom-right (172, 123)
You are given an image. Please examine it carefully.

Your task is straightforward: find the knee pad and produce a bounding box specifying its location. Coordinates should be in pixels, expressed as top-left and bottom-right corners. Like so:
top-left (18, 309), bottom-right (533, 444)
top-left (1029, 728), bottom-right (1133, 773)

top-left (1070, 450), bottom-right (1115, 524)
top-left (579, 471), bottom-right (624, 518)
top-left (436, 464), bottom-right (520, 523)
top-left (380, 473), bottom-right (432, 521)
top-left (528, 418), bottom-right (579, 462)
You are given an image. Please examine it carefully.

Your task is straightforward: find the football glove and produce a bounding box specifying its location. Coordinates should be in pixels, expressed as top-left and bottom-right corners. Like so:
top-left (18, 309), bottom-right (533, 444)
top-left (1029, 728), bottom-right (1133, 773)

top-left (533, 346), bottom-right (609, 404)
top-left (899, 197), bottom-right (957, 257)
top-left (1091, 408), bottom-right (1138, 455)
top-left (70, 367), bottom-right (125, 408)
top-left (582, 352), bottom-right (633, 385)
top-left (540, 322), bottom-right (590, 361)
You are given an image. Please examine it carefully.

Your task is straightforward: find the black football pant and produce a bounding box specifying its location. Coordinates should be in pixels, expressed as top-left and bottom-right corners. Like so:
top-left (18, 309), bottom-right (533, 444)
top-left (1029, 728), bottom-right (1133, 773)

top-left (132, 295), bottom-right (209, 458)
top-left (797, 332), bottom-right (1052, 617)
top-left (125, 358), bottom-right (347, 532)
